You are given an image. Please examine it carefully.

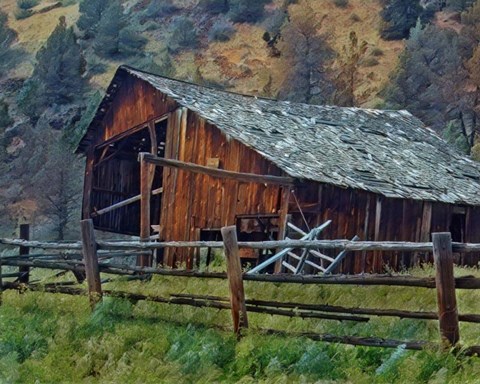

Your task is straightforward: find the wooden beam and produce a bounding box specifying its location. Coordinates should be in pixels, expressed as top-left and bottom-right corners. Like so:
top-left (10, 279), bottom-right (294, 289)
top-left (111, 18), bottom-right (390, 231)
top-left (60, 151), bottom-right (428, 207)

top-left (433, 232), bottom-right (459, 347)
top-left (80, 219), bottom-right (102, 309)
top-left (138, 153), bottom-right (153, 267)
top-left (18, 224), bottom-right (30, 284)
top-left (91, 188), bottom-right (163, 218)
top-left (140, 152), bottom-right (295, 186)
top-left (221, 226), bottom-right (248, 335)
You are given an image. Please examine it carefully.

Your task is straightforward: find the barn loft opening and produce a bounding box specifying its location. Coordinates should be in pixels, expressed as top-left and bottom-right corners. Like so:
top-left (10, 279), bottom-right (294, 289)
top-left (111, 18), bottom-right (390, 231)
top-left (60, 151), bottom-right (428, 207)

top-left (90, 118), bottom-right (168, 235)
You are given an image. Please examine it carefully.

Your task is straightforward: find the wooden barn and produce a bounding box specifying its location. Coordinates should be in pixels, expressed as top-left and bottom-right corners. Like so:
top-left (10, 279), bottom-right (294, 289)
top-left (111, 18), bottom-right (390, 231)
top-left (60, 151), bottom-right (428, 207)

top-left (76, 66), bottom-right (480, 273)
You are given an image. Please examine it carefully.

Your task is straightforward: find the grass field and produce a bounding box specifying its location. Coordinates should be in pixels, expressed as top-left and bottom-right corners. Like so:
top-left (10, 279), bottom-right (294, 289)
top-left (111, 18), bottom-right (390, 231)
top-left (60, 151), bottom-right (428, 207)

top-left (1, 266), bottom-right (480, 383)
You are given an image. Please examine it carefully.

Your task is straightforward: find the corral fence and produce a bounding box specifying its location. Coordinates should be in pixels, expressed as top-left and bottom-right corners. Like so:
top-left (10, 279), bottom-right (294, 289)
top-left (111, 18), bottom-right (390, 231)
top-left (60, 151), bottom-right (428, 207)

top-left (1, 220), bottom-right (480, 355)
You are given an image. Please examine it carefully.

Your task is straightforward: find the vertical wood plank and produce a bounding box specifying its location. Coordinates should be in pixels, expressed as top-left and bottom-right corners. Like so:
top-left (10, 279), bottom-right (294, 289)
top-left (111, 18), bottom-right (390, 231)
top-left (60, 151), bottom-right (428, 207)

top-left (274, 187), bottom-right (291, 273)
top-left (433, 232), bottom-right (459, 347)
top-left (19, 224), bottom-right (30, 284)
top-left (138, 152), bottom-right (153, 267)
top-left (221, 225), bottom-right (248, 335)
top-left (81, 219), bottom-right (102, 309)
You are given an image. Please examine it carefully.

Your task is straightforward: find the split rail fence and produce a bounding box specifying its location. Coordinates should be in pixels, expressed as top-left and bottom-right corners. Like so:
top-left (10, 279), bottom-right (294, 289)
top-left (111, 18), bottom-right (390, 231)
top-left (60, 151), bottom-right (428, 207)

top-left (2, 221), bottom-right (480, 355)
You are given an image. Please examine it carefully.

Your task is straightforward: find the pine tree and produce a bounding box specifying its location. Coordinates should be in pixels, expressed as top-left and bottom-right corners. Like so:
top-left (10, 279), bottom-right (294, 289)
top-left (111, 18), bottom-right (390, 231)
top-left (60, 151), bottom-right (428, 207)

top-left (0, 10), bottom-right (18, 69)
top-left (167, 16), bottom-right (198, 53)
top-left (380, 0), bottom-right (425, 40)
top-left (33, 16), bottom-right (87, 105)
top-left (94, 2), bottom-right (125, 56)
top-left (77, 0), bottom-right (109, 39)
top-left (277, 5), bottom-right (335, 104)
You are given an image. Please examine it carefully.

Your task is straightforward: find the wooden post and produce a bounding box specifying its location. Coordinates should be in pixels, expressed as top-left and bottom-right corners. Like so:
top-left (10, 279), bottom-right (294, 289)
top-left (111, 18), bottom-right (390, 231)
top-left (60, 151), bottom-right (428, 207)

top-left (0, 251), bottom-right (3, 305)
top-left (81, 219), bottom-right (102, 309)
top-left (138, 153), bottom-right (153, 267)
top-left (221, 226), bottom-right (248, 336)
top-left (19, 224), bottom-right (30, 284)
top-left (433, 232), bottom-right (459, 347)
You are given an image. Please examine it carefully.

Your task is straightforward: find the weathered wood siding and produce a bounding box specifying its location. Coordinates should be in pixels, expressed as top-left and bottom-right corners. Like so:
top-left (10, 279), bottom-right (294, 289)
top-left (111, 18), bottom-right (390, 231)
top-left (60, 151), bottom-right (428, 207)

top-left (290, 183), bottom-right (480, 273)
top-left (159, 108), bottom-right (286, 268)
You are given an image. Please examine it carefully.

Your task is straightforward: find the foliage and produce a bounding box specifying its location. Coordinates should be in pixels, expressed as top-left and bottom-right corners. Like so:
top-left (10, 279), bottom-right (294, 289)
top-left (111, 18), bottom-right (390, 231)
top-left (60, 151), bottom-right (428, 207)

top-left (277, 4), bottom-right (335, 105)
top-left (119, 26), bottom-right (148, 56)
top-left (18, 17), bottom-right (87, 117)
top-left (199, 0), bottom-right (229, 14)
top-left (443, 121), bottom-right (470, 154)
top-left (0, 11), bottom-right (17, 69)
top-left (134, 51), bottom-right (176, 78)
top-left (16, 0), bottom-right (39, 10)
top-left (77, 0), bottom-right (110, 39)
top-left (379, 0), bottom-right (431, 40)
top-left (93, 2), bottom-right (125, 56)
top-left (333, 31), bottom-right (368, 106)
top-left (167, 16), bottom-right (198, 53)
top-left (333, 0), bottom-right (349, 8)
top-left (228, 0), bottom-right (270, 23)
top-left (208, 19), bottom-right (235, 42)
top-left (0, 99), bottom-right (13, 130)
top-left (144, 0), bottom-right (179, 19)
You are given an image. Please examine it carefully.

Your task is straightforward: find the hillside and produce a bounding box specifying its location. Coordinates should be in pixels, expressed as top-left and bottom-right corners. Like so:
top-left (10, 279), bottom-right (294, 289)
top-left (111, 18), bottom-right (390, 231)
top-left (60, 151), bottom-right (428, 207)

top-left (0, 0), bottom-right (402, 106)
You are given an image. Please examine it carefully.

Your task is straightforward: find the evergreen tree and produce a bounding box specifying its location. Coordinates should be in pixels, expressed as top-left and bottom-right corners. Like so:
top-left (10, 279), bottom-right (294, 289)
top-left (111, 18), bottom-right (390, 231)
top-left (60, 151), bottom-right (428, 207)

top-left (0, 100), bottom-right (13, 130)
top-left (94, 2), bottom-right (125, 56)
top-left (0, 10), bottom-right (18, 69)
top-left (277, 5), bottom-right (335, 104)
top-left (32, 16), bottom-right (87, 105)
top-left (380, 0), bottom-right (426, 40)
top-left (228, 0), bottom-right (269, 23)
top-left (77, 0), bottom-right (109, 39)
top-left (167, 16), bottom-right (198, 52)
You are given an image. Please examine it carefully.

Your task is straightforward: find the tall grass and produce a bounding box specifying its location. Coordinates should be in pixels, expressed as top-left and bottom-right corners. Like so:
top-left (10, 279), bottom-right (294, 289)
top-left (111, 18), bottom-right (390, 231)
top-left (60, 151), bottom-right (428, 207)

top-left (1, 266), bottom-right (480, 382)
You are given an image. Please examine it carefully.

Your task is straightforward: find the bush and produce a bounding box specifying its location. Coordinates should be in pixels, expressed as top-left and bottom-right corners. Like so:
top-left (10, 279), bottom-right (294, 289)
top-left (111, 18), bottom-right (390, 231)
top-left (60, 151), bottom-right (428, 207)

top-left (119, 27), bottom-right (148, 55)
top-left (16, 0), bottom-right (38, 10)
top-left (208, 19), bottom-right (235, 42)
top-left (228, 0), bottom-right (269, 23)
top-left (333, 0), bottom-right (349, 7)
top-left (370, 47), bottom-right (384, 56)
top-left (199, 0), bottom-right (229, 14)
top-left (0, 100), bottom-right (13, 130)
top-left (167, 16), bottom-right (198, 52)
top-left (144, 0), bottom-right (178, 19)
top-left (350, 13), bottom-right (361, 22)
top-left (14, 8), bottom-right (33, 20)
top-left (360, 57), bottom-right (379, 67)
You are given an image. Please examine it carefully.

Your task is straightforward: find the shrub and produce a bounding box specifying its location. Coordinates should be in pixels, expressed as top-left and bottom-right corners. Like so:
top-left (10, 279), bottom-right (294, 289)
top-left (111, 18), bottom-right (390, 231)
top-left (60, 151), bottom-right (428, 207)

top-left (167, 16), bottom-right (198, 52)
top-left (119, 27), bottom-right (148, 55)
top-left (198, 0), bottom-right (229, 14)
top-left (228, 0), bottom-right (269, 23)
top-left (333, 0), bottom-right (349, 8)
top-left (144, 0), bottom-right (178, 19)
top-left (16, 0), bottom-right (38, 10)
top-left (370, 47), bottom-right (384, 56)
top-left (360, 57), bottom-right (379, 67)
top-left (14, 8), bottom-right (33, 20)
top-left (0, 100), bottom-right (13, 130)
top-left (350, 13), bottom-right (361, 22)
top-left (208, 19), bottom-right (235, 42)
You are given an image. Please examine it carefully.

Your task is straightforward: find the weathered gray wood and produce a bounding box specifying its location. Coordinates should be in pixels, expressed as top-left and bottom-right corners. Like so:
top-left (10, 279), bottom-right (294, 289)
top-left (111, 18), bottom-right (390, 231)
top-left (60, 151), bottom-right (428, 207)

top-left (18, 224), bottom-right (30, 284)
top-left (433, 232), bottom-right (459, 346)
top-left (221, 226), bottom-right (248, 335)
top-left (91, 187), bottom-right (163, 218)
top-left (81, 219), bottom-right (102, 309)
top-left (141, 152), bottom-right (295, 186)
top-left (324, 236), bottom-right (360, 275)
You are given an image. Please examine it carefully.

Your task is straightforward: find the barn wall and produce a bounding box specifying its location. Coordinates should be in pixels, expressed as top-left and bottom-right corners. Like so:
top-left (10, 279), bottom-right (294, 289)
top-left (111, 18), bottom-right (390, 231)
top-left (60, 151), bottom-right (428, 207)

top-left (99, 75), bottom-right (178, 145)
top-left (159, 108), bottom-right (287, 268)
top-left (290, 183), bottom-right (480, 273)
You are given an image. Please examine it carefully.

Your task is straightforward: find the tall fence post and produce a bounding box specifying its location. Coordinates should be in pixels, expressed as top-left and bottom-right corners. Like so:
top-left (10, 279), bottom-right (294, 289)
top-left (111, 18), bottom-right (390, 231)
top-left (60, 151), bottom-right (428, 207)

top-left (138, 153), bottom-right (153, 268)
top-left (221, 226), bottom-right (248, 336)
top-left (81, 219), bottom-right (102, 309)
top-left (19, 224), bottom-right (30, 284)
top-left (433, 232), bottom-right (459, 347)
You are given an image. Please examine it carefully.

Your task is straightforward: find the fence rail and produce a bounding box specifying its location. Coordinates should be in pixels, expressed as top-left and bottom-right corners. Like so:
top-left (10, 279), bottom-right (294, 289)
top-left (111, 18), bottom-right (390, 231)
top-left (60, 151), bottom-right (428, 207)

top-left (1, 223), bottom-right (480, 355)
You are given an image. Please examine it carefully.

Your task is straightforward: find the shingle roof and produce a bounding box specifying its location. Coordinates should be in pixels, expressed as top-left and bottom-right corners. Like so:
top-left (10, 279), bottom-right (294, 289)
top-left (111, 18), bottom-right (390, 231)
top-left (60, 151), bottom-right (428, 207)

top-left (77, 66), bottom-right (480, 206)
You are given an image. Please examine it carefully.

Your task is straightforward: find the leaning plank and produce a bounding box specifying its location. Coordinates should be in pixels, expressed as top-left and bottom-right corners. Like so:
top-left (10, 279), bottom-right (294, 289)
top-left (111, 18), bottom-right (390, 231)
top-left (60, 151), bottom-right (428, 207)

top-left (324, 236), bottom-right (361, 274)
top-left (91, 187), bottom-right (163, 218)
top-left (81, 220), bottom-right (102, 308)
top-left (141, 152), bottom-right (295, 186)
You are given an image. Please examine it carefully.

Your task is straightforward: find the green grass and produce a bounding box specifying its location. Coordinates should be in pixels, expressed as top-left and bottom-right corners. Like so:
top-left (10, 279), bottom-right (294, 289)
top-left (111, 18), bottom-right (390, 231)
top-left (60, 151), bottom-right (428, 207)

top-left (2, 267), bottom-right (480, 382)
